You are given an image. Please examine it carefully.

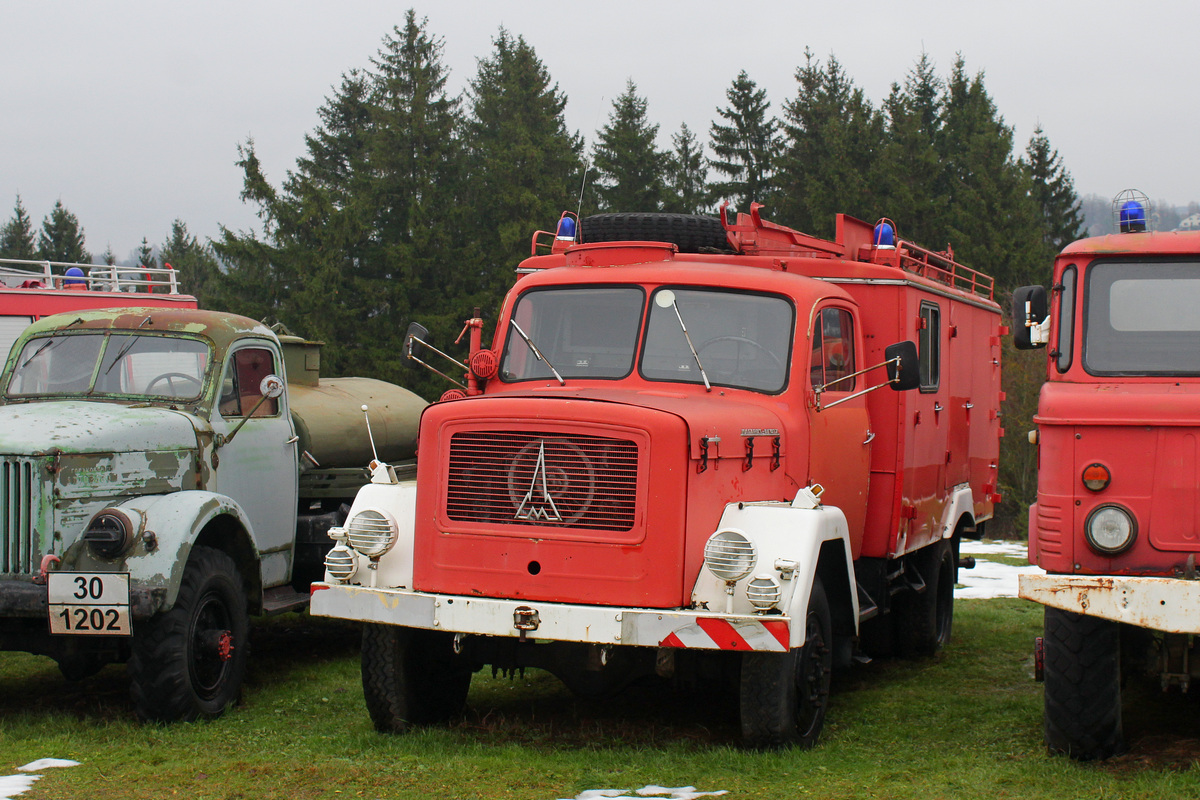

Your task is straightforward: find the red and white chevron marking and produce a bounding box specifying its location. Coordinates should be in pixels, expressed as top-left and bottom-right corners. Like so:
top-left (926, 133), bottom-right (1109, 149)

top-left (658, 617), bottom-right (789, 651)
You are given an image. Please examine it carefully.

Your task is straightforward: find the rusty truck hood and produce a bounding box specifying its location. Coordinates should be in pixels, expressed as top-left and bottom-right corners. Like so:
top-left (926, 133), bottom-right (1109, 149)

top-left (0, 400), bottom-right (202, 456)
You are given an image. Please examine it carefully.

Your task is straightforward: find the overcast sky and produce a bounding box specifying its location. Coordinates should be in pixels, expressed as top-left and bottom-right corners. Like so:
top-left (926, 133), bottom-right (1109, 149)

top-left (2, 0), bottom-right (1196, 263)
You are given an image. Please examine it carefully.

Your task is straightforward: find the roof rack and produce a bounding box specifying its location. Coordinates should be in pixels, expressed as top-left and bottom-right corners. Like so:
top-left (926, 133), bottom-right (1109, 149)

top-left (0, 258), bottom-right (184, 294)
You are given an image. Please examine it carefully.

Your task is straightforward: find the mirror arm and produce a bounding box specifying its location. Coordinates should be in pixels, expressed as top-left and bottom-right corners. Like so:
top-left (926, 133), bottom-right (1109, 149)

top-left (406, 336), bottom-right (469, 390)
top-left (219, 392), bottom-right (274, 448)
top-left (814, 356), bottom-right (901, 412)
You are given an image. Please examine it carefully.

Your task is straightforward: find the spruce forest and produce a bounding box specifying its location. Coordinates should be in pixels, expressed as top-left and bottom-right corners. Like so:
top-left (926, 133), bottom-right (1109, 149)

top-left (0, 11), bottom-right (1090, 531)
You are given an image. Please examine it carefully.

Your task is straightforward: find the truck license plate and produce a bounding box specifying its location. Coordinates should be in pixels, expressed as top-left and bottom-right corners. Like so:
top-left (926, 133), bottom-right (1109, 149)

top-left (47, 573), bottom-right (132, 636)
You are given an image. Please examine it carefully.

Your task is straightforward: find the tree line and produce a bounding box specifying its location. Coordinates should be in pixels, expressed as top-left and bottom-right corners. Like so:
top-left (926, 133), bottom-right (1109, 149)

top-left (0, 12), bottom-right (1091, 531)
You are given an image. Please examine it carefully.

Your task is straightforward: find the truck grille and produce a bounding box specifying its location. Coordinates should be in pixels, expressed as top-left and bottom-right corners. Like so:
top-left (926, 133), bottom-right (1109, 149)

top-left (1, 458), bottom-right (38, 574)
top-left (447, 431), bottom-right (639, 530)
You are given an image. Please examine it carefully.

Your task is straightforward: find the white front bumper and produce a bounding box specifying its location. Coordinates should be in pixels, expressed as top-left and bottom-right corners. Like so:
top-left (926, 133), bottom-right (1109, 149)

top-left (1019, 573), bottom-right (1200, 634)
top-left (310, 582), bottom-right (792, 652)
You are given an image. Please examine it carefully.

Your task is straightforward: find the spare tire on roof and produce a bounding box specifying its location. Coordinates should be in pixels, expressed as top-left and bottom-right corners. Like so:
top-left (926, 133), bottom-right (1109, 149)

top-left (580, 213), bottom-right (729, 253)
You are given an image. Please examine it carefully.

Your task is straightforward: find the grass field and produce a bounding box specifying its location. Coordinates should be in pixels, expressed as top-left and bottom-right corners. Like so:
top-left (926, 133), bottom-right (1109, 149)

top-left (2, 599), bottom-right (1200, 800)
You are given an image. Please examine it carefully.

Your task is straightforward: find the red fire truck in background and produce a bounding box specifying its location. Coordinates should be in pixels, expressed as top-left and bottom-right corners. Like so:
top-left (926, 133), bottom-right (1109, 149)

top-left (1016, 190), bottom-right (1200, 760)
top-left (0, 258), bottom-right (197, 358)
top-left (313, 206), bottom-right (1004, 748)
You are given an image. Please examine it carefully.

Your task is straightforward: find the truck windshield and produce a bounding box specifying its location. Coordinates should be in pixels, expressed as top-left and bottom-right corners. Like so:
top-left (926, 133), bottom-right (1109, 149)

top-left (1085, 260), bottom-right (1200, 375)
top-left (499, 286), bottom-right (645, 381)
top-left (7, 333), bottom-right (211, 399)
top-left (641, 288), bottom-right (793, 393)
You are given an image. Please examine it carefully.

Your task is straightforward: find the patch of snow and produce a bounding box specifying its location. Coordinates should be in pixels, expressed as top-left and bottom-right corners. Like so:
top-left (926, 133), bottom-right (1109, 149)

top-left (17, 759), bottom-right (79, 772)
top-left (0, 774), bottom-right (40, 800)
top-left (956, 540), bottom-right (1043, 599)
top-left (563, 787), bottom-right (727, 800)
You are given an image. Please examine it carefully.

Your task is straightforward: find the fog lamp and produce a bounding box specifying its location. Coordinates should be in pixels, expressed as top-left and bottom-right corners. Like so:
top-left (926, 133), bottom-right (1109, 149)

top-left (325, 544), bottom-right (358, 582)
top-left (346, 509), bottom-right (399, 558)
top-left (746, 574), bottom-right (783, 611)
top-left (704, 529), bottom-right (757, 582)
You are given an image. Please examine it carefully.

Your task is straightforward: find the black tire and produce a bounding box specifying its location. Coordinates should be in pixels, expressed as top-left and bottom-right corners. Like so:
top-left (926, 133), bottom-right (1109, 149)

top-left (895, 539), bottom-right (955, 657)
top-left (361, 624), bottom-right (474, 733)
top-left (1043, 607), bottom-right (1126, 760)
top-left (740, 577), bottom-right (833, 749)
top-left (128, 546), bottom-right (249, 722)
top-left (580, 213), bottom-right (728, 253)
top-left (57, 653), bottom-right (107, 682)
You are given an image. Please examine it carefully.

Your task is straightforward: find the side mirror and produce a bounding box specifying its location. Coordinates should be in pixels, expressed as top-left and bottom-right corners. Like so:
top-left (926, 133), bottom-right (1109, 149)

top-left (1012, 285), bottom-right (1048, 350)
top-left (885, 341), bottom-right (919, 391)
top-left (405, 322), bottom-right (429, 359)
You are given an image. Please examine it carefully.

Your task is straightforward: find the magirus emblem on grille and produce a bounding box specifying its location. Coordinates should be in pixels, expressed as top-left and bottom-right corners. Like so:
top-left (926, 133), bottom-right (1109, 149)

top-left (514, 441), bottom-right (563, 522)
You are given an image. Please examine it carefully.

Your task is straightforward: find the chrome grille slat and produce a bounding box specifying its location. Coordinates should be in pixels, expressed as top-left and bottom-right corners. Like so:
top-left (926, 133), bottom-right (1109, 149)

top-left (2, 458), bottom-right (38, 575)
top-left (447, 431), bottom-right (639, 530)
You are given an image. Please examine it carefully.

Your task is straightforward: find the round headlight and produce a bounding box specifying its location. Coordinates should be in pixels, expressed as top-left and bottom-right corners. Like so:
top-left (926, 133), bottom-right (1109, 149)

top-left (1086, 505), bottom-right (1136, 555)
top-left (346, 509), bottom-right (398, 557)
top-left (746, 574), bottom-right (782, 611)
top-left (704, 529), bottom-right (757, 582)
top-left (325, 544), bottom-right (358, 582)
top-left (82, 509), bottom-right (138, 559)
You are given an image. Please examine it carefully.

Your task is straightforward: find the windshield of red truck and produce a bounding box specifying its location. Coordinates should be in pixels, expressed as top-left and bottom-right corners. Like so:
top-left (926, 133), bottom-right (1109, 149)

top-left (1085, 260), bottom-right (1200, 375)
top-left (6, 332), bottom-right (211, 400)
top-left (500, 286), bottom-right (645, 381)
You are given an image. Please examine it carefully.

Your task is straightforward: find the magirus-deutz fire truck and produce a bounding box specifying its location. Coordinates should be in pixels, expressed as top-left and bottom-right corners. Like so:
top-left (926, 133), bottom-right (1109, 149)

top-left (312, 207), bottom-right (1004, 747)
top-left (1016, 190), bottom-right (1200, 760)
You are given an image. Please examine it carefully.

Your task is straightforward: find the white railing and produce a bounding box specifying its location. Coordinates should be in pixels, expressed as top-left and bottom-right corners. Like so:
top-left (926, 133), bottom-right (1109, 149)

top-left (0, 258), bottom-right (183, 294)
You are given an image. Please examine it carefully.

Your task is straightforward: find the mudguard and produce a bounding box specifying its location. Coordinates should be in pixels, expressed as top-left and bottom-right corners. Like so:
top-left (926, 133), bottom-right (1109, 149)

top-left (689, 490), bottom-right (857, 649)
top-left (326, 479), bottom-right (417, 589)
top-left (61, 491), bottom-right (258, 612)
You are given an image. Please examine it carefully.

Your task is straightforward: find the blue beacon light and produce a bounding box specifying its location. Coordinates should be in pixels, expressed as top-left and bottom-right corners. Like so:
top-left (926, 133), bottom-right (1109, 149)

top-left (873, 222), bottom-right (895, 247)
top-left (1119, 200), bottom-right (1147, 233)
top-left (556, 216), bottom-right (577, 241)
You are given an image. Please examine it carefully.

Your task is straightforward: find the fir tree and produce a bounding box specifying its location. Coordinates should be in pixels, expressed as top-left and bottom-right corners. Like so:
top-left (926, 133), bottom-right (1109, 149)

top-left (0, 195), bottom-right (36, 260)
top-left (1023, 124), bottom-right (1084, 252)
top-left (135, 237), bottom-right (155, 268)
top-left (590, 80), bottom-right (668, 212)
top-left (160, 220), bottom-right (221, 305)
top-left (464, 28), bottom-right (583, 292)
top-left (878, 53), bottom-right (946, 246)
top-left (37, 200), bottom-right (90, 263)
top-left (775, 51), bottom-right (886, 237)
top-left (100, 245), bottom-right (117, 266)
top-left (664, 123), bottom-right (709, 215)
top-left (708, 71), bottom-right (778, 211)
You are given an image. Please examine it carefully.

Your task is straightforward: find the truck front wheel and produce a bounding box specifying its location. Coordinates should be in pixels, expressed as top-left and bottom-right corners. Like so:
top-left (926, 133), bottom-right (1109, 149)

top-left (128, 546), bottom-right (249, 722)
top-left (361, 624), bottom-right (474, 733)
top-left (739, 577), bottom-right (832, 749)
top-left (1043, 607), bottom-right (1126, 760)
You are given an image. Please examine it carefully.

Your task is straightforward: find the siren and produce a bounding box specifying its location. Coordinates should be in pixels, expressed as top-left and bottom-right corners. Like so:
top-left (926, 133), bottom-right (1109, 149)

top-left (873, 220), bottom-right (896, 248)
top-left (555, 216), bottom-right (577, 241)
top-left (1119, 200), bottom-right (1147, 233)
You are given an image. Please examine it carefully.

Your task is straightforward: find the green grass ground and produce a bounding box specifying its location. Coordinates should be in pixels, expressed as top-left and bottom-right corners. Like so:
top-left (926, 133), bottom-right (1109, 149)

top-left (2, 600), bottom-right (1199, 799)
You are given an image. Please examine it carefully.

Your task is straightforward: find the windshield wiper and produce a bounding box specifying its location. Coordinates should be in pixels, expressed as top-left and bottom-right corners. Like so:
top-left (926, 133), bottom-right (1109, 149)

top-left (18, 338), bottom-right (58, 371)
top-left (104, 316), bottom-right (153, 375)
top-left (655, 290), bottom-right (711, 391)
top-left (509, 319), bottom-right (565, 386)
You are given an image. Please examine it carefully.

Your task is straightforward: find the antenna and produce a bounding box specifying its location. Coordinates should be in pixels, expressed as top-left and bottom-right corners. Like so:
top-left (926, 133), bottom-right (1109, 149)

top-left (576, 97), bottom-right (605, 218)
top-left (361, 404), bottom-right (379, 464)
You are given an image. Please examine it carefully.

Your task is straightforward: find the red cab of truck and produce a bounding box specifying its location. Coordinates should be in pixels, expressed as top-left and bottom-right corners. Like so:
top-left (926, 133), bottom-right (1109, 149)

top-left (1017, 190), bottom-right (1200, 760)
top-left (312, 207), bottom-right (1003, 748)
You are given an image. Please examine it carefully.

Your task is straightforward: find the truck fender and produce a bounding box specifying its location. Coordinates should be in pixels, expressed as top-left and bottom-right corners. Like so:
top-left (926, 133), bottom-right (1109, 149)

top-left (689, 498), bottom-right (857, 649)
top-left (327, 479), bottom-right (417, 589)
top-left (89, 492), bottom-right (259, 612)
top-left (938, 484), bottom-right (976, 542)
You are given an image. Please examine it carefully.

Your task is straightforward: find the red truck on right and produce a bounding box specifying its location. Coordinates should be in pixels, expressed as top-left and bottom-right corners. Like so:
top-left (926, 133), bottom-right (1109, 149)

top-left (1016, 190), bottom-right (1200, 760)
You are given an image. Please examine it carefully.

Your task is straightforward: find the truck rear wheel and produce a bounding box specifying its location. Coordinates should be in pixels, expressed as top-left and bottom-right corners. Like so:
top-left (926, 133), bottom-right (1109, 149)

top-left (361, 624), bottom-right (473, 732)
top-left (1043, 607), bottom-right (1126, 760)
top-left (895, 539), bottom-right (954, 657)
top-left (739, 577), bottom-right (832, 749)
top-left (128, 546), bottom-right (249, 722)
top-left (580, 213), bottom-right (728, 253)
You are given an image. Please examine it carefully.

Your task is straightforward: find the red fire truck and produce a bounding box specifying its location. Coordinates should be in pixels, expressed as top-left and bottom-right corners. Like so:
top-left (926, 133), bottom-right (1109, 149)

top-left (312, 206), bottom-right (1003, 748)
top-left (0, 258), bottom-right (197, 358)
top-left (1016, 191), bottom-right (1200, 760)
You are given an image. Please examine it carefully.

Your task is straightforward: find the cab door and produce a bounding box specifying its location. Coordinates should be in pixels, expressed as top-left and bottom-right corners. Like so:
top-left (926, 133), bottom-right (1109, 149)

top-left (807, 305), bottom-right (871, 555)
top-left (209, 342), bottom-right (299, 588)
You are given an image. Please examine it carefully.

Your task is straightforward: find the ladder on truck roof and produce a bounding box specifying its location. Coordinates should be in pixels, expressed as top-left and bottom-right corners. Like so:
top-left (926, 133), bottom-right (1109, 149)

top-left (0, 258), bottom-right (184, 295)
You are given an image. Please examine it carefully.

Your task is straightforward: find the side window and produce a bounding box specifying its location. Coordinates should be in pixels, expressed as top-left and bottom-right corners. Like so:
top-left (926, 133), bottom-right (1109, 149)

top-left (810, 308), bottom-right (856, 392)
top-left (220, 347), bottom-right (278, 418)
top-left (919, 301), bottom-right (940, 392)
top-left (1056, 266), bottom-right (1076, 373)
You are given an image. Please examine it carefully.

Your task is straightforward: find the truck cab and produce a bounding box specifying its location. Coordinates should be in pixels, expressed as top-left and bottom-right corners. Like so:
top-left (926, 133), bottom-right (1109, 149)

top-left (1016, 191), bottom-right (1200, 759)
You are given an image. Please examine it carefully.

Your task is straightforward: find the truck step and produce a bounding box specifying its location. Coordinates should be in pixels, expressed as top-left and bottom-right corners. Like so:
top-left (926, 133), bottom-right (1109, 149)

top-left (261, 586), bottom-right (311, 616)
top-left (856, 582), bottom-right (879, 621)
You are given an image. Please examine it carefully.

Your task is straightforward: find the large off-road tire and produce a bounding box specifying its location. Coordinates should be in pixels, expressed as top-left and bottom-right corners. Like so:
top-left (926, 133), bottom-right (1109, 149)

top-left (128, 546), bottom-right (249, 722)
top-left (740, 578), bottom-right (832, 749)
top-left (1043, 607), bottom-right (1126, 760)
top-left (580, 213), bottom-right (728, 253)
top-left (361, 624), bottom-right (474, 733)
top-left (895, 539), bottom-right (955, 657)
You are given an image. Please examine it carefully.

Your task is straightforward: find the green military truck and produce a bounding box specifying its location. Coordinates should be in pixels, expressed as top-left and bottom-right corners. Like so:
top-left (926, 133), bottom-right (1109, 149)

top-left (0, 307), bottom-right (425, 721)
